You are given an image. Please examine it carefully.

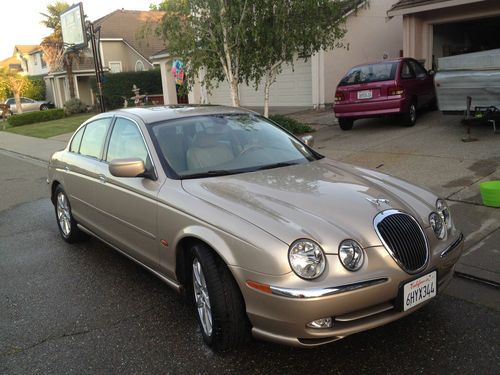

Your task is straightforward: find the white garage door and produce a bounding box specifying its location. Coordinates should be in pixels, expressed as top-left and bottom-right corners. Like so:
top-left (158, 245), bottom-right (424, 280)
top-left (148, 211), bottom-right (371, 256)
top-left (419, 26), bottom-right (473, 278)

top-left (206, 57), bottom-right (312, 107)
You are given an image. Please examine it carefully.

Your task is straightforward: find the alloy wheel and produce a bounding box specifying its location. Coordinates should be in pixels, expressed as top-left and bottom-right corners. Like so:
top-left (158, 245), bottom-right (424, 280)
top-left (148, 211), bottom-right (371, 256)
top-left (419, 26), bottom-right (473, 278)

top-left (193, 258), bottom-right (213, 336)
top-left (56, 192), bottom-right (71, 236)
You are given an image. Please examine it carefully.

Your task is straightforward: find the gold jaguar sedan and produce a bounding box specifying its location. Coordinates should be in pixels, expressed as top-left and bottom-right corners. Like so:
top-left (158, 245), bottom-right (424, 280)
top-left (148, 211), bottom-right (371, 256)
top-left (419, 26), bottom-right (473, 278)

top-left (48, 105), bottom-right (464, 350)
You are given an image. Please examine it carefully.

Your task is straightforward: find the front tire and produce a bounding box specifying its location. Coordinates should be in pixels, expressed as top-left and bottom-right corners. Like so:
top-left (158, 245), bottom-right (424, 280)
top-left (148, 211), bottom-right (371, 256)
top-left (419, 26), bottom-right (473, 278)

top-left (54, 185), bottom-right (87, 243)
top-left (191, 244), bottom-right (248, 351)
top-left (339, 118), bottom-right (354, 130)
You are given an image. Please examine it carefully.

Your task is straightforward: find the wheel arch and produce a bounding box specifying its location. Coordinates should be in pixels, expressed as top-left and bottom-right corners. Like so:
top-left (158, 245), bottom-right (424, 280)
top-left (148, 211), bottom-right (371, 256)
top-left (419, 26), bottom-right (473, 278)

top-left (50, 180), bottom-right (61, 205)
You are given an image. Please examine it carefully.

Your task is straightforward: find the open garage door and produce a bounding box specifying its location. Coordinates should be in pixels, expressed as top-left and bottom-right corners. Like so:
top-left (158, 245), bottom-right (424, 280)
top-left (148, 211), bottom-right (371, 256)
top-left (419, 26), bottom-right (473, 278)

top-left (433, 16), bottom-right (500, 70)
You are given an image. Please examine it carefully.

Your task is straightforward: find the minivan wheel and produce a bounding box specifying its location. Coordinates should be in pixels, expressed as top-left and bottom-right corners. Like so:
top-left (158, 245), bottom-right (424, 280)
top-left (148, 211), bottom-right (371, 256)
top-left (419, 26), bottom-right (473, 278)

top-left (339, 118), bottom-right (354, 130)
top-left (404, 102), bottom-right (417, 127)
top-left (54, 185), bottom-right (87, 243)
top-left (191, 244), bottom-right (248, 351)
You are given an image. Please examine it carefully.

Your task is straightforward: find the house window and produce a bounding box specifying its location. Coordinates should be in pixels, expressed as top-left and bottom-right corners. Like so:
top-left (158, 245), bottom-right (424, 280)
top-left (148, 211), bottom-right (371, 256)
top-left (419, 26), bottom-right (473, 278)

top-left (109, 61), bottom-right (122, 73)
top-left (135, 60), bottom-right (145, 72)
top-left (34, 55), bottom-right (38, 65)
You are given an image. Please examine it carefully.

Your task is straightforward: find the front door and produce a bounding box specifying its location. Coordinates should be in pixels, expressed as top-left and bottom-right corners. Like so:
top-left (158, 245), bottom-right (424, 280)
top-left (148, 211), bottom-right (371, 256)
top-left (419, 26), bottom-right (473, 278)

top-left (92, 116), bottom-right (161, 267)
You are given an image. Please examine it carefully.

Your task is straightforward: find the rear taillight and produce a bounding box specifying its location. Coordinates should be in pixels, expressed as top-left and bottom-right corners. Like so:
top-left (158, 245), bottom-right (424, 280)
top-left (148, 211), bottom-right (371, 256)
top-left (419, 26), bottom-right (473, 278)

top-left (388, 86), bottom-right (404, 96)
top-left (335, 91), bottom-right (344, 102)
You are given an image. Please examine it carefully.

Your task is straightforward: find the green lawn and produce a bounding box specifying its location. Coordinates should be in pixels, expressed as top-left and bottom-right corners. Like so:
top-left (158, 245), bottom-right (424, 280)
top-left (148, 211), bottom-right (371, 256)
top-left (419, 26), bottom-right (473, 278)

top-left (2, 113), bottom-right (94, 139)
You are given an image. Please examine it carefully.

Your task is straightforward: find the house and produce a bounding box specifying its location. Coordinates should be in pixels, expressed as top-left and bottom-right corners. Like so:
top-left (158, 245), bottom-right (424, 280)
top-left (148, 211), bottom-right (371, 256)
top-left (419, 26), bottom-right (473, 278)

top-left (153, 0), bottom-right (403, 110)
top-left (387, 0), bottom-right (500, 70)
top-left (0, 45), bottom-right (48, 76)
top-left (45, 9), bottom-right (165, 108)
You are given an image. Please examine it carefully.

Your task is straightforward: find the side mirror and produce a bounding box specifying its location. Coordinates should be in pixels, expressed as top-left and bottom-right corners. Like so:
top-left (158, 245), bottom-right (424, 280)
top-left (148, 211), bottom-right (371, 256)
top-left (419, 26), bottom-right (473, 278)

top-left (301, 135), bottom-right (314, 148)
top-left (109, 158), bottom-right (146, 178)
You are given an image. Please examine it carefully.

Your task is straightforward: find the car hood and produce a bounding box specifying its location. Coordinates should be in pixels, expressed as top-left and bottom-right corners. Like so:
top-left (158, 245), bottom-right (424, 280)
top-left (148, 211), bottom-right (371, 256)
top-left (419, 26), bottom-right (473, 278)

top-left (181, 159), bottom-right (436, 251)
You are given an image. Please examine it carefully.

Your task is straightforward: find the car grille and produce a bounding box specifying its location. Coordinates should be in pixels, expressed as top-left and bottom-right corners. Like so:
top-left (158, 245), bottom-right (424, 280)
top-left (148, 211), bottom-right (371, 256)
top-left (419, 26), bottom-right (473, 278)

top-left (375, 210), bottom-right (428, 273)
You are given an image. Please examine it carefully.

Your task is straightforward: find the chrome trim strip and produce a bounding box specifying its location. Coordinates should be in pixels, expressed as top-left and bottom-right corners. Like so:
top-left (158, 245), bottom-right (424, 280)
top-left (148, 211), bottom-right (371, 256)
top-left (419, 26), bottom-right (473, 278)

top-left (373, 209), bottom-right (430, 275)
top-left (77, 224), bottom-right (181, 292)
top-left (335, 302), bottom-right (394, 322)
top-left (440, 233), bottom-right (464, 258)
top-left (269, 278), bottom-right (388, 299)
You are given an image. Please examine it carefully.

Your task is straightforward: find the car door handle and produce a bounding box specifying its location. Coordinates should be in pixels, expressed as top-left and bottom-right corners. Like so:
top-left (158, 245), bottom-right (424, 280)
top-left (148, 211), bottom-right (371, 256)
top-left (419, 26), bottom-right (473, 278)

top-left (98, 175), bottom-right (107, 183)
top-left (65, 166), bottom-right (70, 172)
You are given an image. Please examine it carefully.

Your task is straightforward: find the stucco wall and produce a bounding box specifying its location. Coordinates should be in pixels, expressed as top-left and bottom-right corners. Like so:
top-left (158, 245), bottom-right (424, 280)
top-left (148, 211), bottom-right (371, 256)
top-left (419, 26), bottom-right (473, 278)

top-left (101, 41), bottom-right (152, 72)
top-left (322, 0), bottom-right (403, 104)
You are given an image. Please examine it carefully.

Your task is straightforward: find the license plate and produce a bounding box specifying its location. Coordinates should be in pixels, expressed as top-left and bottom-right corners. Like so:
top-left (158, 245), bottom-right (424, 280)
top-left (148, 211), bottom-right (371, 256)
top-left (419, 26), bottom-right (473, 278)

top-left (357, 90), bottom-right (372, 99)
top-left (402, 271), bottom-right (437, 311)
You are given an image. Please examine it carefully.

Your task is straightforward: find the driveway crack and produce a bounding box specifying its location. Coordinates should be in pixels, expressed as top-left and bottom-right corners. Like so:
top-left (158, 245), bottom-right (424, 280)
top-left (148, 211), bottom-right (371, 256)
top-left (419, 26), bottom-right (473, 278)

top-left (1, 303), bottom-right (163, 358)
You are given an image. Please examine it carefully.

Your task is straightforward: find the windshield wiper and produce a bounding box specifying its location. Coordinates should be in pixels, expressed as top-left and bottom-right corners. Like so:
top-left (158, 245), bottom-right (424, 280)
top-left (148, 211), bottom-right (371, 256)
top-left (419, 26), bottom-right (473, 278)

top-left (181, 169), bottom-right (241, 179)
top-left (254, 162), bottom-right (299, 171)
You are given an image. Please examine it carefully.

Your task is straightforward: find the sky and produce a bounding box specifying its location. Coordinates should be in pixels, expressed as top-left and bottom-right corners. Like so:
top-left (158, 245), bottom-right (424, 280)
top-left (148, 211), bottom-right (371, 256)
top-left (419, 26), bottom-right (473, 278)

top-left (0, 0), bottom-right (156, 59)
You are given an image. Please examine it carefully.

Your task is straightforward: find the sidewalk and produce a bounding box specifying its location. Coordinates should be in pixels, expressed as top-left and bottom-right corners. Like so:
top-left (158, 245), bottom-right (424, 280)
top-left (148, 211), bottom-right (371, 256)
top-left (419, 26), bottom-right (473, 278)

top-left (1, 116), bottom-right (499, 286)
top-left (0, 132), bottom-right (66, 162)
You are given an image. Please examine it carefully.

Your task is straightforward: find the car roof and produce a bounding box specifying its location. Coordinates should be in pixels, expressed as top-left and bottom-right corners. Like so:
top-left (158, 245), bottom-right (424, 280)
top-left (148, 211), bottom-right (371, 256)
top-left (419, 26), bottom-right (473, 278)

top-left (350, 58), bottom-right (407, 69)
top-left (110, 105), bottom-right (258, 124)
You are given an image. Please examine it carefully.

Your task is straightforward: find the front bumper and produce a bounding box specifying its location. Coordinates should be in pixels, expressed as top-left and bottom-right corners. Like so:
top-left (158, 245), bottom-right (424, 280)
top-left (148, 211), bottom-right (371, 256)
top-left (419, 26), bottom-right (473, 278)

top-left (231, 233), bottom-right (464, 347)
top-left (334, 97), bottom-right (409, 119)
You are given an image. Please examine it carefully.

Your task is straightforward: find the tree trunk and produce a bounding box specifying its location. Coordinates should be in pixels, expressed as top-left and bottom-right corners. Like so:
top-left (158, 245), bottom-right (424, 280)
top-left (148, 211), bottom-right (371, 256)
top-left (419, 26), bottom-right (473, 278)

top-left (14, 92), bottom-right (22, 114)
top-left (230, 78), bottom-right (240, 107)
top-left (263, 75), bottom-right (271, 118)
top-left (65, 55), bottom-right (76, 99)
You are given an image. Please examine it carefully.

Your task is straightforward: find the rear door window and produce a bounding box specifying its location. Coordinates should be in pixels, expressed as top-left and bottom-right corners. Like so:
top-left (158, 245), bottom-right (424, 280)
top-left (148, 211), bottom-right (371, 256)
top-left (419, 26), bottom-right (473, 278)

top-left (79, 118), bottom-right (112, 159)
top-left (339, 62), bottom-right (397, 86)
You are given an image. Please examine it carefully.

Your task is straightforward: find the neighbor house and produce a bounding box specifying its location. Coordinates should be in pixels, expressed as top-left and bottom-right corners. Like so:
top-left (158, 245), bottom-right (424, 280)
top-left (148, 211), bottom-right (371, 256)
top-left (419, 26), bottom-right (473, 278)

top-left (45, 9), bottom-right (165, 108)
top-left (0, 45), bottom-right (48, 76)
top-left (152, 0), bottom-right (403, 110)
top-left (387, 0), bottom-right (500, 70)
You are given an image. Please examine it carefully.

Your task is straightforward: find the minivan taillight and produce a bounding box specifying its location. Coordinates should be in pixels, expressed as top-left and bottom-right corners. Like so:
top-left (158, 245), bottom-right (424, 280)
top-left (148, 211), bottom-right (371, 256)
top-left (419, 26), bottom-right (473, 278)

top-left (335, 91), bottom-right (345, 102)
top-left (388, 86), bottom-right (404, 96)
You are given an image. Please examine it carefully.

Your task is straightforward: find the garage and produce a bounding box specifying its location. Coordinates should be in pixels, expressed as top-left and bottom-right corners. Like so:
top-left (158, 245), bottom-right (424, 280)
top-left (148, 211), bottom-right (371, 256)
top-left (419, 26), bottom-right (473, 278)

top-left (206, 57), bottom-right (312, 108)
top-left (388, 0), bottom-right (500, 69)
top-left (433, 16), bottom-right (500, 69)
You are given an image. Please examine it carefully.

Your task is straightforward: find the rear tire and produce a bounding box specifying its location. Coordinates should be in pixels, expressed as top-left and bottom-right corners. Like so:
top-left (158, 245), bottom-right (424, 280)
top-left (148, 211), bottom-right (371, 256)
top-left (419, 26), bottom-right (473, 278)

top-left (403, 102), bottom-right (417, 127)
top-left (40, 104), bottom-right (48, 111)
top-left (54, 185), bottom-right (87, 243)
top-left (339, 118), bottom-right (354, 130)
top-left (191, 243), bottom-right (248, 351)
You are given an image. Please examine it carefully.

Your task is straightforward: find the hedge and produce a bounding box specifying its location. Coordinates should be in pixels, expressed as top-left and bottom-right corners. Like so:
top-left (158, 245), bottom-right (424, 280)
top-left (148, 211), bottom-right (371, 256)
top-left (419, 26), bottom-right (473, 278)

top-left (269, 114), bottom-right (314, 135)
top-left (90, 69), bottom-right (162, 110)
top-left (8, 109), bottom-right (65, 127)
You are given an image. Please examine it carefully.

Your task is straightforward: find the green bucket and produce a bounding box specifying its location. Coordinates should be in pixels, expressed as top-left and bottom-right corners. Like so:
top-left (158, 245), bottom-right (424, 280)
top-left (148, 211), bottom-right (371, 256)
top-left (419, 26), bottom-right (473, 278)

top-left (480, 180), bottom-right (500, 207)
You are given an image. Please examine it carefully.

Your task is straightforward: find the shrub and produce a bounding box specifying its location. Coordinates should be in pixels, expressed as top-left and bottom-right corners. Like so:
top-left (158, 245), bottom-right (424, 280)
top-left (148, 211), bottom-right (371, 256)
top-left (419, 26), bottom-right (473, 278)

top-left (90, 70), bottom-right (162, 110)
top-left (8, 109), bottom-right (65, 127)
top-left (268, 114), bottom-right (314, 134)
top-left (23, 75), bottom-right (47, 101)
top-left (64, 98), bottom-right (87, 115)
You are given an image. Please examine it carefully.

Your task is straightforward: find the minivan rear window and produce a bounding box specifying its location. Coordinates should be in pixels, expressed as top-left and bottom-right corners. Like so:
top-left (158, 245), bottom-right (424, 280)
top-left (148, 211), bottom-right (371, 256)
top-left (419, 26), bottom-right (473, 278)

top-left (339, 62), bottom-right (398, 86)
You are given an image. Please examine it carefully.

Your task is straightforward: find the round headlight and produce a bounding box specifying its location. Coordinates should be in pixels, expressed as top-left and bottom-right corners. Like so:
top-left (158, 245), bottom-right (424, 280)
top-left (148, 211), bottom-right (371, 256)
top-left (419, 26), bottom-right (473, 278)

top-left (436, 198), bottom-right (452, 230)
top-left (288, 239), bottom-right (326, 279)
top-left (338, 240), bottom-right (364, 271)
top-left (429, 212), bottom-right (446, 239)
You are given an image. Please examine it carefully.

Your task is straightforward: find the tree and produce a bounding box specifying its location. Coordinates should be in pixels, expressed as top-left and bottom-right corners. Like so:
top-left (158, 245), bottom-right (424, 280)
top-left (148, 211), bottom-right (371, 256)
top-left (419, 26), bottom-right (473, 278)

top-left (248, 0), bottom-right (352, 117)
top-left (153, 0), bottom-right (252, 107)
top-left (0, 68), bottom-right (33, 113)
top-left (40, 1), bottom-right (82, 99)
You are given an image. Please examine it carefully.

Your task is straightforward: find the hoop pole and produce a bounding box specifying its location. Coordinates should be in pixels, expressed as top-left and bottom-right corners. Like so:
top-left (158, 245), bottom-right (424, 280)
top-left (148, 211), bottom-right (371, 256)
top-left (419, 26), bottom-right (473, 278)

top-left (88, 22), bottom-right (105, 113)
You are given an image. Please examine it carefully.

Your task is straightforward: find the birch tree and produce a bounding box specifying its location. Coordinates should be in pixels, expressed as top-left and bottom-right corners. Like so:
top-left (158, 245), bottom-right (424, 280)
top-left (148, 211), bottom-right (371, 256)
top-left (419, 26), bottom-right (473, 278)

top-left (154, 0), bottom-right (251, 107)
top-left (249, 0), bottom-right (351, 117)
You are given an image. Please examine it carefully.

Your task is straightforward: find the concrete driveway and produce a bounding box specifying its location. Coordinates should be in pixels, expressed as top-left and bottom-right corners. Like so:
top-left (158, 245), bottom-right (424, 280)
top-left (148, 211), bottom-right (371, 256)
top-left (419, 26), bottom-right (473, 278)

top-left (292, 109), bottom-right (500, 285)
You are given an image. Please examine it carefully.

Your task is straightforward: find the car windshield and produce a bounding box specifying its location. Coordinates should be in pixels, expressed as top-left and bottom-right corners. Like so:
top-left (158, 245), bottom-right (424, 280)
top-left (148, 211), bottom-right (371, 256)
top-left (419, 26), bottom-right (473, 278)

top-left (339, 62), bottom-right (398, 86)
top-left (150, 114), bottom-right (318, 178)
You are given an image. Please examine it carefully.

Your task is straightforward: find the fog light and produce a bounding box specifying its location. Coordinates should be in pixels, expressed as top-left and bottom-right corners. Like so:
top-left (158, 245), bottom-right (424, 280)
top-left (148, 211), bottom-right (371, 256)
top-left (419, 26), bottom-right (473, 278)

top-left (307, 317), bottom-right (333, 329)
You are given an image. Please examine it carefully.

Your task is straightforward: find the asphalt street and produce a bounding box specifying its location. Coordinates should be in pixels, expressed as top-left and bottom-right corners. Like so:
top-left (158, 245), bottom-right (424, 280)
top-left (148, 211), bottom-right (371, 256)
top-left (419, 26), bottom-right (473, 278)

top-left (1, 151), bottom-right (499, 374)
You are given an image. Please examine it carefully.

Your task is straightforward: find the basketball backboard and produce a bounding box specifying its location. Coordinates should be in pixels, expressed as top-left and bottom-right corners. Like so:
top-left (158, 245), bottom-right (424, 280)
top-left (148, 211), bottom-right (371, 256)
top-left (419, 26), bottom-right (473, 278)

top-left (60, 3), bottom-right (87, 50)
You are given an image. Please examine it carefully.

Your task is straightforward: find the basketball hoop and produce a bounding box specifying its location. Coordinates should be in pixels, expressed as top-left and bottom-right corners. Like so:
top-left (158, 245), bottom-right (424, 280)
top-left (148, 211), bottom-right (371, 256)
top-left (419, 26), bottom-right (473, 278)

top-left (60, 3), bottom-right (87, 52)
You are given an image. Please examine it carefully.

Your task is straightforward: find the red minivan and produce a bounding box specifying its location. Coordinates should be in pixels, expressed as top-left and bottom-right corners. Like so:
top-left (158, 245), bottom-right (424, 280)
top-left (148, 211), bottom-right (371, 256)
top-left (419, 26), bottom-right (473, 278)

top-left (334, 58), bottom-right (436, 130)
